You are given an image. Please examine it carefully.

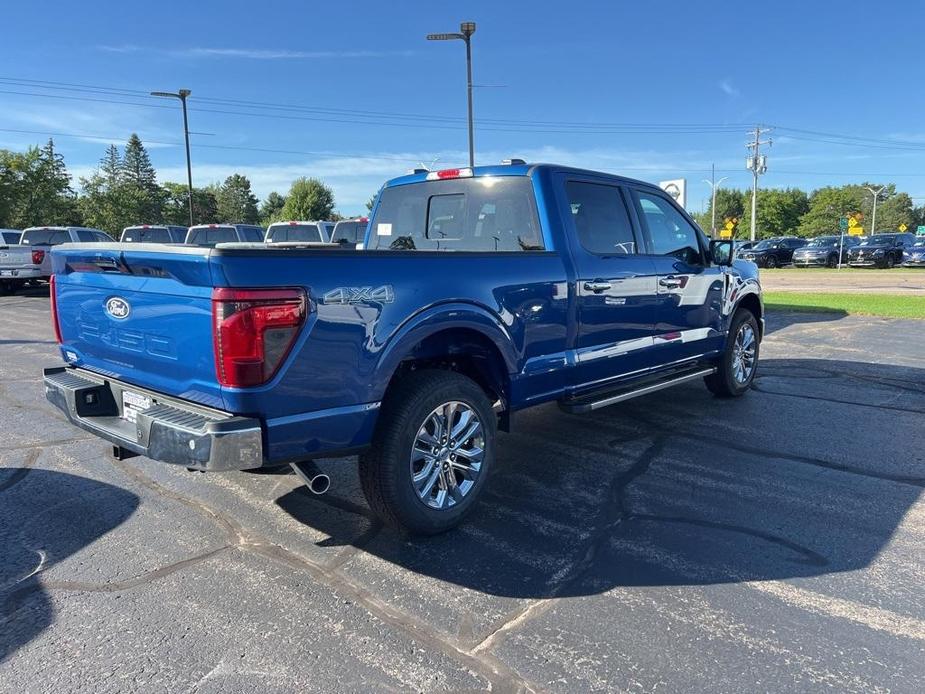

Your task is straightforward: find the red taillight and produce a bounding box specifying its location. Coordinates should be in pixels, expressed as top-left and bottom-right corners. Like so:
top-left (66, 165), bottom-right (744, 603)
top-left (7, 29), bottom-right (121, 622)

top-left (49, 274), bottom-right (63, 344)
top-left (32, 249), bottom-right (45, 265)
top-left (212, 288), bottom-right (307, 388)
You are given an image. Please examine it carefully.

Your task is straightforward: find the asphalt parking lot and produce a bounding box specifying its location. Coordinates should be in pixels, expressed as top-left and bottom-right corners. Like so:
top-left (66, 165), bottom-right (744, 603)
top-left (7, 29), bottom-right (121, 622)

top-left (2, 286), bottom-right (924, 693)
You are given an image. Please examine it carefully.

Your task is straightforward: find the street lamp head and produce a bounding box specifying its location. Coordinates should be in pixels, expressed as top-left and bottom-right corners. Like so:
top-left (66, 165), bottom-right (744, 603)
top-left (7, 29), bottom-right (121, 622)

top-left (460, 21), bottom-right (476, 37)
top-left (178, 89), bottom-right (191, 98)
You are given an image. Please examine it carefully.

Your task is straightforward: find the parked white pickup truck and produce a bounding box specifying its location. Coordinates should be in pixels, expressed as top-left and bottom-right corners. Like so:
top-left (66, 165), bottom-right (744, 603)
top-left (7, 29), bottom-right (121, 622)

top-left (0, 229), bottom-right (41, 294)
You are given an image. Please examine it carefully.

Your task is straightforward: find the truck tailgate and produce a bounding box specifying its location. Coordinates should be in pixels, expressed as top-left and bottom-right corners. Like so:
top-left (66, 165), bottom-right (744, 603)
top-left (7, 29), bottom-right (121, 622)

top-left (51, 244), bottom-right (224, 409)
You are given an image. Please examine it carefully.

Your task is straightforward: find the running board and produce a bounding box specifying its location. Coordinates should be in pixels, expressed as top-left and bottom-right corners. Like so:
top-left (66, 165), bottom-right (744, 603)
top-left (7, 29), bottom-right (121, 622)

top-left (558, 367), bottom-right (716, 414)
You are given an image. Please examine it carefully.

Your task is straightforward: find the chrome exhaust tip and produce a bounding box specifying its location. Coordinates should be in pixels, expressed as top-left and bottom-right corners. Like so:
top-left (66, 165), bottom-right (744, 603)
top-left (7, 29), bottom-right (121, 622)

top-left (290, 461), bottom-right (330, 495)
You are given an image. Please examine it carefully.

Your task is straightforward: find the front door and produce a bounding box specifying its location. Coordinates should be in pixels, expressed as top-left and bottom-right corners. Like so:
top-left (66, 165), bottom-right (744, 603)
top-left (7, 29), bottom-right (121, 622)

top-left (560, 178), bottom-right (661, 391)
top-left (627, 188), bottom-right (725, 364)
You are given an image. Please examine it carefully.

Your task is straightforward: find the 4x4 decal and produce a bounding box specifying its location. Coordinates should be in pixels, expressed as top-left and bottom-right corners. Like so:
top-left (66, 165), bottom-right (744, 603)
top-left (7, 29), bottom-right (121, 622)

top-left (322, 285), bottom-right (395, 305)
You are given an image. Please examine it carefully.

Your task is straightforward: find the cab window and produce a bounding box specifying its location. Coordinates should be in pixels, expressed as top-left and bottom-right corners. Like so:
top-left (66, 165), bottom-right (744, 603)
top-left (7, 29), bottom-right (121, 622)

top-left (565, 181), bottom-right (637, 255)
top-left (632, 190), bottom-right (703, 263)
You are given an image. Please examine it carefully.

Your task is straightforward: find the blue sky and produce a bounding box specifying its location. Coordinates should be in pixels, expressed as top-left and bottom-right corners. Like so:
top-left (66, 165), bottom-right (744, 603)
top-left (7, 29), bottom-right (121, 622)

top-left (3, 0), bottom-right (925, 216)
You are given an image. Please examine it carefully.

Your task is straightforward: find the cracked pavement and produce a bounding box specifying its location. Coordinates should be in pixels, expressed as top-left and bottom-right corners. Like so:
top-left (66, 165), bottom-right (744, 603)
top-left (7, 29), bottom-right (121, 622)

top-left (1, 287), bottom-right (924, 692)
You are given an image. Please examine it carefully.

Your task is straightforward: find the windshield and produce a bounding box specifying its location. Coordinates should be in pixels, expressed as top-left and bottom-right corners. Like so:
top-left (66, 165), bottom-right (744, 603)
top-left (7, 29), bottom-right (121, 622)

top-left (751, 239), bottom-right (777, 250)
top-left (370, 177), bottom-right (543, 251)
top-left (267, 224), bottom-right (323, 243)
top-left (121, 227), bottom-right (171, 243)
top-left (913, 239), bottom-right (925, 248)
top-left (805, 237), bottom-right (836, 247)
top-left (859, 235), bottom-right (894, 246)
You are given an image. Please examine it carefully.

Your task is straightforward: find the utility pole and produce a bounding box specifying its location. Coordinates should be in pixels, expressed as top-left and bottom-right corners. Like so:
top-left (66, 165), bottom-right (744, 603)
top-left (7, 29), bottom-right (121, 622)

top-left (702, 163), bottom-right (728, 236)
top-left (745, 126), bottom-right (772, 241)
top-left (427, 21), bottom-right (477, 168)
top-left (865, 185), bottom-right (887, 236)
top-left (151, 89), bottom-right (194, 225)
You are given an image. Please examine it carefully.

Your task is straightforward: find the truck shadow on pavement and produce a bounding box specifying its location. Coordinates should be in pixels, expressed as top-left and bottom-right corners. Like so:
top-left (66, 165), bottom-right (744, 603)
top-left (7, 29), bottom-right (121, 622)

top-left (278, 357), bottom-right (924, 599)
top-left (0, 469), bottom-right (139, 664)
top-left (763, 308), bottom-right (848, 334)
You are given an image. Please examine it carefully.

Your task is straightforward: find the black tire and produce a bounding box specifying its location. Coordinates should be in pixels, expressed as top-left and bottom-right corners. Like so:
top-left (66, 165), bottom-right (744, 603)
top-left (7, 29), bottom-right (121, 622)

top-left (885, 254), bottom-right (895, 269)
top-left (704, 309), bottom-right (760, 398)
top-left (359, 369), bottom-right (496, 535)
top-left (765, 256), bottom-right (777, 269)
top-left (826, 254), bottom-right (838, 268)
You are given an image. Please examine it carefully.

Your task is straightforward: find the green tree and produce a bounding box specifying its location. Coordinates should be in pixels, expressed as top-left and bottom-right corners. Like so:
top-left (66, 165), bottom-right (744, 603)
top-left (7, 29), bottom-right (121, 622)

top-left (365, 194), bottom-right (378, 213)
top-left (121, 133), bottom-right (163, 222)
top-left (259, 191), bottom-right (286, 224)
top-left (78, 144), bottom-right (128, 234)
top-left (280, 177), bottom-right (335, 221)
top-left (700, 188), bottom-right (746, 236)
top-left (756, 188), bottom-right (809, 237)
top-left (797, 186), bottom-right (865, 237)
top-left (216, 174), bottom-right (259, 223)
top-left (862, 186), bottom-right (914, 233)
top-left (161, 182), bottom-right (219, 226)
top-left (0, 140), bottom-right (80, 228)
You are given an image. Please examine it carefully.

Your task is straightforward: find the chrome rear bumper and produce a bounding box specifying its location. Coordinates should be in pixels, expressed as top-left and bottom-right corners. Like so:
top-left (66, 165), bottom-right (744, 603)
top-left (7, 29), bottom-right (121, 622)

top-left (43, 366), bottom-right (263, 471)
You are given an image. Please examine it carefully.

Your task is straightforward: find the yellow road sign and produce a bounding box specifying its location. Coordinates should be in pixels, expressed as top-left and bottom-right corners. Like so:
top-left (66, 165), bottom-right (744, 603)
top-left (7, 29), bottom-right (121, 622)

top-left (849, 227), bottom-right (864, 236)
top-left (719, 229), bottom-right (733, 239)
top-left (848, 217), bottom-right (858, 228)
top-left (899, 223), bottom-right (908, 232)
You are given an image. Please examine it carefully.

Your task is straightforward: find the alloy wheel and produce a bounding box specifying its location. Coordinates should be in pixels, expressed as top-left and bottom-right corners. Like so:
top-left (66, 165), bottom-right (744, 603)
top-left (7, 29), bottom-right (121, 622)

top-left (732, 323), bottom-right (757, 386)
top-left (410, 401), bottom-right (484, 510)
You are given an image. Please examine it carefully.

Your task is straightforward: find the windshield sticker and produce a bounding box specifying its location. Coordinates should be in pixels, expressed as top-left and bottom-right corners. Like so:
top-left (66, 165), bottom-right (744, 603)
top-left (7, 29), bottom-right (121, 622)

top-left (377, 223), bottom-right (392, 236)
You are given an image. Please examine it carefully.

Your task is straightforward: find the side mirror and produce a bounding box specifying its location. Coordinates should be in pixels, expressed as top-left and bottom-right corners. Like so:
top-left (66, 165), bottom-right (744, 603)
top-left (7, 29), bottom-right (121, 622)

top-left (710, 239), bottom-right (734, 266)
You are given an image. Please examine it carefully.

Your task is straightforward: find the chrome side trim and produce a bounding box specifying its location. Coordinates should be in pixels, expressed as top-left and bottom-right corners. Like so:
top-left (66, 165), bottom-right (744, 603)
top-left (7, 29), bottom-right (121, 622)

top-left (565, 367), bottom-right (716, 413)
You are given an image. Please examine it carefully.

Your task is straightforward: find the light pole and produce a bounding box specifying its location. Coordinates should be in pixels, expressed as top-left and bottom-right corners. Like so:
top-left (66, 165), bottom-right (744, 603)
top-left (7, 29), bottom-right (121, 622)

top-left (151, 88), bottom-right (194, 226)
top-left (427, 21), bottom-right (476, 168)
top-left (702, 164), bottom-right (728, 236)
top-left (865, 185), bottom-right (888, 236)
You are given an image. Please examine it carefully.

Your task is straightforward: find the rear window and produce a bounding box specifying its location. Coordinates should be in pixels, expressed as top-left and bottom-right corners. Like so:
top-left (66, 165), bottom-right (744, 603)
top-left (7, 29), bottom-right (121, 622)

top-left (268, 224), bottom-right (323, 243)
top-left (122, 227), bottom-right (172, 243)
top-left (369, 177), bottom-right (543, 251)
top-left (332, 221), bottom-right (367, 244)
top-left (237, 225), bottom-right (265, 242)
top-left (2, 231), bottom-right (21, 244)
top-left (186, 227), bottom-right (238, 246)
top-left (21, 229), bottom-right (70, 245)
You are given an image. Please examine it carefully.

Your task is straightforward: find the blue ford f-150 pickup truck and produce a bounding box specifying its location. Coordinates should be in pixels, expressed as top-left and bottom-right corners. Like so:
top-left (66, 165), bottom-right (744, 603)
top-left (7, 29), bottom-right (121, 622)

top-left (43, 162), bottom-right (762, 534)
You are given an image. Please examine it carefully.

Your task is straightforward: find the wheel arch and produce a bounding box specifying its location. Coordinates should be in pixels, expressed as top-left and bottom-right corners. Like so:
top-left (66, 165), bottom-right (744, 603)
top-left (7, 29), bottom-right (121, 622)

top-left (373, 303), bottom-right (517, 418)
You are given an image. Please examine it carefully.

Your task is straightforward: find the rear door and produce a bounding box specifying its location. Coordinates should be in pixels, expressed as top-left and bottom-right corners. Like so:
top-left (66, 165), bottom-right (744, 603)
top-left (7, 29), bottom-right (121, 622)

top-left (628, 187), bottom-right (725, 364)
top-left (52, 246), bottom-right (224, 408)
top-left (558, 177), bottom-right (661, 389)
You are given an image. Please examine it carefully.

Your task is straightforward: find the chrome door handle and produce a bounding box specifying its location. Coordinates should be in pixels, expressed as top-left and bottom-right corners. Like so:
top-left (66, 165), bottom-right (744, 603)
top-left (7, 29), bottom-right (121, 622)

top-left (583, 281), bottom-right (612, 293)
top-left (659, 276), bottom-right (683, 289)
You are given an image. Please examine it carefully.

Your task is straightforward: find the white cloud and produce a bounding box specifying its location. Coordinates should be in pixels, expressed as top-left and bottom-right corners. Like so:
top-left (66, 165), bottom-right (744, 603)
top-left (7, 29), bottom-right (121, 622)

top-left (719, 79), bottom-right (740, 97)
top-left (95, 44), bottom-right (413, 60)
top-left (182, 47), bottom-right (414, 60)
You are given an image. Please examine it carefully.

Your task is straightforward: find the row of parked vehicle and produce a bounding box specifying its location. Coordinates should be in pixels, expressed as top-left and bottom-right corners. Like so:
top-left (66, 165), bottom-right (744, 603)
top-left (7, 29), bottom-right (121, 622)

top-left (735, 232), bottom-right (924, 269)
top-left (0, 218), bottom-right (370, 293)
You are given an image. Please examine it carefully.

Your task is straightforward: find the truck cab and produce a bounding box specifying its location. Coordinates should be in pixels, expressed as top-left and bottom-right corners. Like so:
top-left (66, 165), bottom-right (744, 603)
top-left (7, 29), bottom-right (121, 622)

top-left (185, 223), bottom-right (265, 247)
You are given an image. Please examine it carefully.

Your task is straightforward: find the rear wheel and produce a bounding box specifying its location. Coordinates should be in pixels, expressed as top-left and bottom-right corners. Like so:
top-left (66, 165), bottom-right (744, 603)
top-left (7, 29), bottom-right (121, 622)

top-left (359, 370), bottom-right (496, 535)
top-left (885, 254), bottom-right (896, 269)
top-left (826, 254), bottom-right (838, 268)
top-left (705, 309), bottom-right (760, 397)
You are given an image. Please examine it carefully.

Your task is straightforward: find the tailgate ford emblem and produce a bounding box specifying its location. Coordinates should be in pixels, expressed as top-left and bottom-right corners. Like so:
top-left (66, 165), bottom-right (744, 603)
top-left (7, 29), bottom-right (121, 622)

top-left (105, 297), bottom-right (131, 320)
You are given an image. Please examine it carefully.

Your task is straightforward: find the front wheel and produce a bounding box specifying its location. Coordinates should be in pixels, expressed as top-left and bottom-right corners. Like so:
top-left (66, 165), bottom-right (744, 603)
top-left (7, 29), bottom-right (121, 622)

top-left (827, 254), bottom-right (838, 268)
top-left (359, 370), bottom-right (496, 535)
top-left (705, 309), bottom-right (760, 397)
top-left (885, 255), bottom-right (896, 269)
top-left (764, 256), bottom-right (777, 269)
